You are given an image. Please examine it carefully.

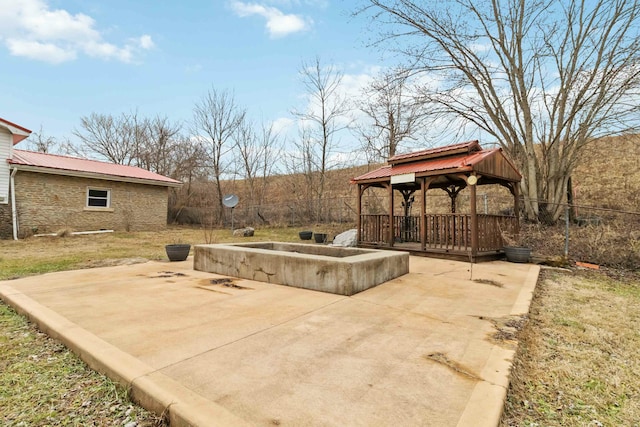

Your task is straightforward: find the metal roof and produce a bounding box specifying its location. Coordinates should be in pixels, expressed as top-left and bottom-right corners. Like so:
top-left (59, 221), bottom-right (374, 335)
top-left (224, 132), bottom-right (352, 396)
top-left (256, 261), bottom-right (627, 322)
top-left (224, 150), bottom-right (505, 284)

top-left (9, 150), bottom-right (182, 187)
top-left (352, 145), bottom-right (521, 184)
top-left (387, 140), bottom-right (481, 165)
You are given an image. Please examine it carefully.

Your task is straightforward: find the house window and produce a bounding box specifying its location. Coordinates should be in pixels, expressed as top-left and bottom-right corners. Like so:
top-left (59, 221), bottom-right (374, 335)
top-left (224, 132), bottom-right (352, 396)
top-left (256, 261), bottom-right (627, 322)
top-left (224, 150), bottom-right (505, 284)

top-left (87, 187), bottom-right (111, 208)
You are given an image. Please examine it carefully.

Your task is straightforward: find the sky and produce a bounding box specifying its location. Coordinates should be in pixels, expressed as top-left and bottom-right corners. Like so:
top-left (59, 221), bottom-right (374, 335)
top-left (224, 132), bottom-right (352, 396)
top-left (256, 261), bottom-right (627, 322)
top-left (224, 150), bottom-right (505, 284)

top-left (0, 0), bottom-right (393, 156)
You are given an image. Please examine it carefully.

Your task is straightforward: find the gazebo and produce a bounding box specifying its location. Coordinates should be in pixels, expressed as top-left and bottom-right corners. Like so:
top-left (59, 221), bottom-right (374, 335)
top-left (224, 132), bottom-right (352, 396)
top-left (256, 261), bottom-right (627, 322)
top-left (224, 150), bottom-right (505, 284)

top-left (351, 141), bottom-right (522, 262)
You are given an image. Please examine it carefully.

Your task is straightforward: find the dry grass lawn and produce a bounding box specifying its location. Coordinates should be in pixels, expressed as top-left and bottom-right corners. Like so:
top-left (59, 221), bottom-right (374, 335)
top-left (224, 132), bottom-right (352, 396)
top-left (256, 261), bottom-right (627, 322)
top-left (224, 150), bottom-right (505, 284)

top-left (1, 302), bottom-right (166, 426)
top-left (0, 225), bottom-right (307, 280)
top-left (501, 269), bottom-right (640, 426)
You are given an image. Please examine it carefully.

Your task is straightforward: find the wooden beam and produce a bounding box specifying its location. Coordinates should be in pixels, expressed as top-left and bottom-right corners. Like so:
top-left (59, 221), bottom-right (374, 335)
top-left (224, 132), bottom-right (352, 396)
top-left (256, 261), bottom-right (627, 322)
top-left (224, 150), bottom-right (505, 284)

top-left (387, 182), bottom-right (394, 247)
top-left (421, 178), bottom-right (426, 250)
top-left (443, 184), bottom-right (464, 213)
top-left (357, 184), bottom-right (362, 244)
top-left (514, 182), bottom-right (520, 234)
top-left (420, 178), bottom-right (434, 251)
top-left (470, 177), bottom-right (478, 260)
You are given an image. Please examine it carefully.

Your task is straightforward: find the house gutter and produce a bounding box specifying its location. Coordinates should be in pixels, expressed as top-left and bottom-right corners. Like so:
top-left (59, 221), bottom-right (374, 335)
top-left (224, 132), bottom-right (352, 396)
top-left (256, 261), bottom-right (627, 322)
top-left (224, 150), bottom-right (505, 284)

top-left (10, 167), bottom-right (18, 240)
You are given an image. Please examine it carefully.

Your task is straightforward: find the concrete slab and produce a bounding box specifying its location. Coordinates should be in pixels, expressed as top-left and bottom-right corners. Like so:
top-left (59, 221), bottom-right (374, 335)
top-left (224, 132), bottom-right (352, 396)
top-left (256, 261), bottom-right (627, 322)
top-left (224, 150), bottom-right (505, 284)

top-left (0, 256), bottom-right (539, 427)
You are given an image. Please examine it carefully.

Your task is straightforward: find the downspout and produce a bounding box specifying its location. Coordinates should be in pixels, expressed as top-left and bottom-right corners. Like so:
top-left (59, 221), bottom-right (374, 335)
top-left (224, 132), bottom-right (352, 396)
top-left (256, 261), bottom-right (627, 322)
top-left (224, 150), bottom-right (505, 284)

top-left (10, 167), bottom-right (18, 240)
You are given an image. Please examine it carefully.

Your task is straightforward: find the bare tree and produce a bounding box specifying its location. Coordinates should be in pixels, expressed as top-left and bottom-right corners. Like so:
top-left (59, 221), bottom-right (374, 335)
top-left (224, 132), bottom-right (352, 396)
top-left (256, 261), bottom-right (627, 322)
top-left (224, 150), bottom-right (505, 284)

top-left (234, 120), bottom-right (282, 222)
top-left (233, 119), bottom-right (258, 198)
top-left (25, 126), bottom-right (57, 153)
top-left (74, 112), bottom-right (186, 176)
top-left (359, 0), bottom-right (640, 223)
top-left (74, 112), bottom-right (145, 165)
top-left (284, 126), bottom-right (319, 222)
top-left (256, 123), bottom-right (282, 208)
top-left (192, 88), bottom-right (246, 224)
top-left (168, 136), bottom-right (209, 223)
top-left (356, 68), bottom-right (427, 161)
top-left (135, 115), bottom-right (182, 176)
top-left (292, 56), bottom-right (351, 221)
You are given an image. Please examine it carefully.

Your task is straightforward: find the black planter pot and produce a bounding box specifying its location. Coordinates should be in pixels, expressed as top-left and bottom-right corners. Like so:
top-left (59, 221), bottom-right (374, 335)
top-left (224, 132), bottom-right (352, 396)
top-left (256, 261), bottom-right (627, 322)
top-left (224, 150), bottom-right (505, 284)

top-left (165, 244), bottom-right (191, 261)
top-left (314, 233), bottom-right (328, 244)
top-left (299, 231), bottom-right (313, 240)
top-left (504, 246), bottom-right (531, 263)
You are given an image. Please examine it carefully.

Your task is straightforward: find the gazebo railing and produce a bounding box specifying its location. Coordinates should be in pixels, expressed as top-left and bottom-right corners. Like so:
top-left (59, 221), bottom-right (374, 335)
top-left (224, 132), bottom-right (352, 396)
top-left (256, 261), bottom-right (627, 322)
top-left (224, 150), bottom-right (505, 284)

top-left (360, 214), bottom-right (517, 252)
top-left (477, 214), bottom-right (517, 251)
top-left (360, 214), bottom-right (391, 244)
top-left (423, 214), bottom-right (471, 250)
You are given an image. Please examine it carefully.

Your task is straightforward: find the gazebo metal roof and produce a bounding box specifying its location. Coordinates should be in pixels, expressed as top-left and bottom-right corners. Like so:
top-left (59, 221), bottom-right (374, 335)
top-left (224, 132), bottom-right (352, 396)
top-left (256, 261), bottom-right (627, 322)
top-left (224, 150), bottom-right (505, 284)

top-left (352, 140), bottom-right (521, 188)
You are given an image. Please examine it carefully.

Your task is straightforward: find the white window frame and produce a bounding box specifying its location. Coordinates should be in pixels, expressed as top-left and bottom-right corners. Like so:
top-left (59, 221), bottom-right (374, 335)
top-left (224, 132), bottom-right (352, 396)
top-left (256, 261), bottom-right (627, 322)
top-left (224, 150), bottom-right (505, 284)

top-left (86, 186), bottom-right (111, 209)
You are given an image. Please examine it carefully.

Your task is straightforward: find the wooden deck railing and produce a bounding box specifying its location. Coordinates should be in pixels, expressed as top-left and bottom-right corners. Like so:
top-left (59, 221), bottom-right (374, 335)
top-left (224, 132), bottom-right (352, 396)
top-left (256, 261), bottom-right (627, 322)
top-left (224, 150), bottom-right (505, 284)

top-left (477, 214), bottom-right (517, 251)
top-left (360, 214), bottom-right (517, 252)
top-left (360, 214), bottom-right (391, 244)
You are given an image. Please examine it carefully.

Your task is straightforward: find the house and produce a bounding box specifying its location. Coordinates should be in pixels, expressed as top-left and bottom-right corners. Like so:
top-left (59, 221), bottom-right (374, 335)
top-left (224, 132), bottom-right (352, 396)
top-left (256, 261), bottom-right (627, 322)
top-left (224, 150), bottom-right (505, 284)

top-left (0, 118), bottom-right (182, 239)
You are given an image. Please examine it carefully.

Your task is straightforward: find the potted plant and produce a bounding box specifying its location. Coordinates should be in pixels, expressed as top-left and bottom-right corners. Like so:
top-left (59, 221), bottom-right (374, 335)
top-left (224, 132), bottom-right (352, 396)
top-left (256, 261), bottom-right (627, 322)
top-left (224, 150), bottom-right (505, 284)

top-left (299, 230), bottom-right (313, 240)
top-left (314, 233), bottom-right (328, 244)
top-left (165, 242), bottom-right (191, 261)
top-left (500, 229), bottom-right (531, 263)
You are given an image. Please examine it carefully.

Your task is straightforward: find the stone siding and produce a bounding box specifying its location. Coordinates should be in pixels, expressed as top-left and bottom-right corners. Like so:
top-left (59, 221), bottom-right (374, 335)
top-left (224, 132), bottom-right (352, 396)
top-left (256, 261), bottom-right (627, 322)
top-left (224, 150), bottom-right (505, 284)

top-left (0, 203), bottom-right (11, 239)
top-left (13, 171), bottom-right (169, 235)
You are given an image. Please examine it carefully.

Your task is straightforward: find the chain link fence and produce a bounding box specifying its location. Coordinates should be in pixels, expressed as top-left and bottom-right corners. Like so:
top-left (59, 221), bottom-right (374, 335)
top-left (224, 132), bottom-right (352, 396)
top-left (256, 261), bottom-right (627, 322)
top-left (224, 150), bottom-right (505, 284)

top-left (519, 201), bottom-right (640, 270)
top-left (174, 193), bottom-right (639, 270)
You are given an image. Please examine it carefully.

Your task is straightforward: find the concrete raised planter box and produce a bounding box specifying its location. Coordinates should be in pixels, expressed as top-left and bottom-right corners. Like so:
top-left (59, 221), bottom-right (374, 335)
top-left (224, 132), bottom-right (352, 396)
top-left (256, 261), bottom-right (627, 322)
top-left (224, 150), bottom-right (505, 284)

top-left (194, 242), bottom-right (409, 296)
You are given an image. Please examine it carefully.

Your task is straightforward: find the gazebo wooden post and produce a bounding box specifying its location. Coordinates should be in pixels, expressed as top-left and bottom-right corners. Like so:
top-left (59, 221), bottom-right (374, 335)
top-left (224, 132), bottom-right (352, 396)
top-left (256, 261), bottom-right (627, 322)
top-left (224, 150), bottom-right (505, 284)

top-left (387, 182), bottom-right (394, 247)
top-left (470, 177), bottom-right (478, 260)
top-left (513, 182), bottom-right (520, 234)
top-left (420, 178), bottom-right (434, 251)
top-left (421, 178), bottom-right (427, 251)
top-left (357, 184), bottom-right (362, 244)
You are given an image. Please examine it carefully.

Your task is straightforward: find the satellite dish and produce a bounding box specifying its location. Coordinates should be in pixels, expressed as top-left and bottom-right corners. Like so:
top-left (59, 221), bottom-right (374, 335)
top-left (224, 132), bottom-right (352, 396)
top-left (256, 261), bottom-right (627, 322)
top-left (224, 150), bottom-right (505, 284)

top-left (223, 194), bottom-right (239, 208)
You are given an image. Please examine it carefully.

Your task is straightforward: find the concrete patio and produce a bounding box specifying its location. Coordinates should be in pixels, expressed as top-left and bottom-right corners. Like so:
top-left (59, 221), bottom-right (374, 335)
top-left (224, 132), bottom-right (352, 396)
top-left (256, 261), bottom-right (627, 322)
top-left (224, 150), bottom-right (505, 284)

top-left (0, 256), bottom-right (539, 427)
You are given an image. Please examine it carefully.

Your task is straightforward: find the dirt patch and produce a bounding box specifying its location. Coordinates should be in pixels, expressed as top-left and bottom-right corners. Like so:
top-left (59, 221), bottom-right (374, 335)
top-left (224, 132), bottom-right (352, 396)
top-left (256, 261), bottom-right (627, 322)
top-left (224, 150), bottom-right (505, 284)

top-left (473, 278), bottom-right (505, 288)
top-left (478, 314), bottom-right (528, 350)
top-left (424, 352), bottom-right (481, 381)
top-left (207, 278), bottom-right (253, 290)
top-left (80, 258), bottom-right (149, 268)
top-left (148, 271), bottom-right (188, 279)
top-left (195, 278), bottom-right (254, 292)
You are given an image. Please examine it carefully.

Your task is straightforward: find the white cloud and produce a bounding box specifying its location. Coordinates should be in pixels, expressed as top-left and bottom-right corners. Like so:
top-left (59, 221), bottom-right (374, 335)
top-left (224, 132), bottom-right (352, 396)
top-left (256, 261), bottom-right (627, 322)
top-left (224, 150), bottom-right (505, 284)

top-left (266, 0), bottom-right (329, 7)
top-left (271, 117), bottom-right (294, 134)
top-left (231, 2), bottom-right (310, 38)
top-left (5, 38), bottom-right (76, 63)
top-left (468, 42), bottom-right (491, 54)
top-left (137, 35), bottom-right (155, 50)
top-left (185, 63), bottom-right (203, 74)
top-left (0, 0), bottom-right (153, 64)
